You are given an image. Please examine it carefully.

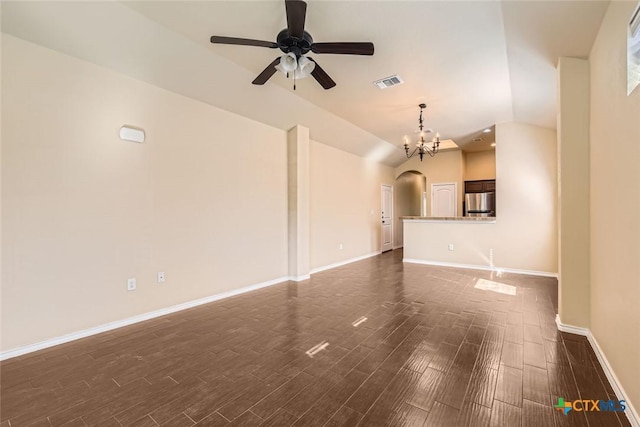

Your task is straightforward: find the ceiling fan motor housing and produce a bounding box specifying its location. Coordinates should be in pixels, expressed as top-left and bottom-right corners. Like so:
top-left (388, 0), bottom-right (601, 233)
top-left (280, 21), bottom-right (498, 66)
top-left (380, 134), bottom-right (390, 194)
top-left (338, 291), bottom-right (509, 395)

top-left (277, 29), bottom-right (313, 57)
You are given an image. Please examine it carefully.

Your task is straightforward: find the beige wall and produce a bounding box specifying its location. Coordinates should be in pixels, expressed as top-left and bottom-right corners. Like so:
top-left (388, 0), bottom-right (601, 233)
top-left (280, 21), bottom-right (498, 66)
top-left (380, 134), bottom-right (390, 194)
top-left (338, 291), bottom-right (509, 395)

top-left (1, 36), bottom-right (393, 353)
top-left (309, 141), bottom-right (393, 270)
top-left (464, 150), bottom-right (496, 181)
top-left (395, 150), bottom-right (464, 216)
top-left (557, 57), bottom-right (591, 329)
top-left (589, 1), bottom-right (640, 415)
top-left (1, 36), bottom-right (290, 351)
top-left (404, 122), bottom-right (558, 275)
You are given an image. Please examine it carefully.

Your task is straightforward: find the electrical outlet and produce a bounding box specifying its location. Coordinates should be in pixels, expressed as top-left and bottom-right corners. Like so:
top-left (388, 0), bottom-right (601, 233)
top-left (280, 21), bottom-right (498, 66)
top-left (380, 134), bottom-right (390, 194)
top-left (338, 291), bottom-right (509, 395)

top-left (157, 272), bottom-right (165, 283)
top-left (127, 278), bottom-right (136, 291)
top-left (448, 244), bottom-right (454, 251)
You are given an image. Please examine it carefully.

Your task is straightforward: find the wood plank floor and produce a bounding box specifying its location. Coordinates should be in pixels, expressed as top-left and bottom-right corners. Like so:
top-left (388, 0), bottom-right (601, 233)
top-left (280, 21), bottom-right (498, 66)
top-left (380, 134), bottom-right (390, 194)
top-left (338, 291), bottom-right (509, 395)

top-left (0, 250), bottom-right (631, 426)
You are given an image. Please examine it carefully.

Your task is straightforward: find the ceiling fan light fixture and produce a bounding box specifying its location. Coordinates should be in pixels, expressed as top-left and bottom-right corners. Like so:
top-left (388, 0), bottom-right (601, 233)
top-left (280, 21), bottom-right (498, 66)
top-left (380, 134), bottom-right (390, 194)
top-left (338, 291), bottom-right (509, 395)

top-left (276, 52), bottom-right (298, 74)
top-left (210, 0), bottom-right (373, 89)
top-left (295, 56), bottom-right (316, 79)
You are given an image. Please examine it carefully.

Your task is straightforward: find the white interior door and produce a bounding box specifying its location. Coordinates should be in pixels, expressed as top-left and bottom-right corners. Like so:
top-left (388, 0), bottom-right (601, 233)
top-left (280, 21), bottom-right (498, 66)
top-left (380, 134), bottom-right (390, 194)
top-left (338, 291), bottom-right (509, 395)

top-left (431, 183), bottom-right (457, 217)
top-left (381, 185), bottom-right (393, 252)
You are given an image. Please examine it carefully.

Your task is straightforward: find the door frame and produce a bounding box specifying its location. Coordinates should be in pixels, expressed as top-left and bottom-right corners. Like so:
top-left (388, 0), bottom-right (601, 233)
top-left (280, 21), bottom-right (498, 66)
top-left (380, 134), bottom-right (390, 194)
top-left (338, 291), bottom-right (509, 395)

top-left (430, 182), bottom-right (458, 217)
top-left (381, 184), bottom-right (393, 252)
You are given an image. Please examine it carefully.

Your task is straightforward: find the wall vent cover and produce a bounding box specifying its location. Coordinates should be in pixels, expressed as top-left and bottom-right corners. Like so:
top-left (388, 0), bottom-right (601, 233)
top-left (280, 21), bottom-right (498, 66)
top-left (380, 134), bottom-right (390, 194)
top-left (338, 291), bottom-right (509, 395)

top-left (373, 75), bottom-right (404, 89)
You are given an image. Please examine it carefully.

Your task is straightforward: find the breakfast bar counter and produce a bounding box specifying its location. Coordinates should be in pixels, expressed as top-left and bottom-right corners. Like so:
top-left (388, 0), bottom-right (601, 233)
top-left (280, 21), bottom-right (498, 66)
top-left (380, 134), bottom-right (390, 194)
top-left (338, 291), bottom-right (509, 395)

top-left (402, 216), bottom-right (496, 223)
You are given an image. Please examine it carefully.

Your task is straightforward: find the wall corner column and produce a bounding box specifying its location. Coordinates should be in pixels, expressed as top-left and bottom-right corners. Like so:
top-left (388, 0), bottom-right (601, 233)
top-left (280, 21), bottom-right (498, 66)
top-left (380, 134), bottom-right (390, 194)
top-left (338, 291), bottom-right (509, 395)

top-left (557, 57), bottom-right (591, 328)
top-left (287, 125), bottom-right (310, 280)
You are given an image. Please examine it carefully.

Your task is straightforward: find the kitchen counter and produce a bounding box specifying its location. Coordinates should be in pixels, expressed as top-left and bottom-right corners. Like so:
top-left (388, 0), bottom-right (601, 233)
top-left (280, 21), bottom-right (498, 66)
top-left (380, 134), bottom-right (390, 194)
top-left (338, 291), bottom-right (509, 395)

top-left (402, 216), bottom-right (496, 223)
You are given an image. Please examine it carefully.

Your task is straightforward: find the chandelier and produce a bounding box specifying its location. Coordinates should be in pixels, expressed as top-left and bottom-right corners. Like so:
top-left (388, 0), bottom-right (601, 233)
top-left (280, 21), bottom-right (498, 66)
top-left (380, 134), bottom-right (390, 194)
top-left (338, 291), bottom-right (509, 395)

top-left (403, 103), bottom-right (441, 161)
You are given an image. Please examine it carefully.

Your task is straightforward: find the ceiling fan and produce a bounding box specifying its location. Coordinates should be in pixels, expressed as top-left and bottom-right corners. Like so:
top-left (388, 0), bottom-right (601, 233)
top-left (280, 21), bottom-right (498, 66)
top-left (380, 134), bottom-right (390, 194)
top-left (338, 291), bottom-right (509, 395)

top-left (210, 0), bottom-right (374, 90)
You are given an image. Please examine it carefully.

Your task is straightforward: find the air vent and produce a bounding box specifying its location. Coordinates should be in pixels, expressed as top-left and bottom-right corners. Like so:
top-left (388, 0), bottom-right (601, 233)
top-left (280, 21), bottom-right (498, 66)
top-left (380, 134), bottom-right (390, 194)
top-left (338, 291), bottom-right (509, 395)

top-left (473, 137), bottom-right (483, 143)
top-left (373, 75), bottom-right (404, 89)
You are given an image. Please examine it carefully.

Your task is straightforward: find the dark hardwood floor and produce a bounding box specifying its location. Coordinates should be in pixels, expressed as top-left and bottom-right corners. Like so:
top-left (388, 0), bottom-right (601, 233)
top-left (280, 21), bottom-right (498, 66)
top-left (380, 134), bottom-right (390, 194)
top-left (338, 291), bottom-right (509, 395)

top-left (0, 250), bottom-right (630, 426)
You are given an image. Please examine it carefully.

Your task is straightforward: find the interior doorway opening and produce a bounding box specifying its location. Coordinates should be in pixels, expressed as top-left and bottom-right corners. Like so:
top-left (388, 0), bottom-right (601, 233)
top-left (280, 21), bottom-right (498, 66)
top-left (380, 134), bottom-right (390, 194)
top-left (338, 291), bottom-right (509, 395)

top-left (381, 185), bottom-right (393, 253)
top-left (394, 170), bottom-right (426, 249)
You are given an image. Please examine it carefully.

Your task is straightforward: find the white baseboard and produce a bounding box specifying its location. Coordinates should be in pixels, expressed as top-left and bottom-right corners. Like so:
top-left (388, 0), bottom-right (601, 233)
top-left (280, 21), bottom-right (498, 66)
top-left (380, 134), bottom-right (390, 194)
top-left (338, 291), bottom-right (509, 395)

top-left (402, 258), bottom-right (558, 278)
top-left (497, 266), bottom-right (558, 278)
top-left (1, 251), bottom-right (384, 361)
top-left (556, 315), bottom-right (639, 427)
top-left (309, 251), bottom-right (381, 274)
top-left (554, 314), bottom-right (589, 336)
top-left (0, 275), bottom-right (291, 361)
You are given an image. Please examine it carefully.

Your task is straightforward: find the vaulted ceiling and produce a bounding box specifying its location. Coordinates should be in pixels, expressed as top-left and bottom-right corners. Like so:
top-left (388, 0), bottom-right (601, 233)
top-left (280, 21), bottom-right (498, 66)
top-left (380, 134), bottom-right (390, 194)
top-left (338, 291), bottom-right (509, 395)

top-left (1, 1), bottom-right (609, 166)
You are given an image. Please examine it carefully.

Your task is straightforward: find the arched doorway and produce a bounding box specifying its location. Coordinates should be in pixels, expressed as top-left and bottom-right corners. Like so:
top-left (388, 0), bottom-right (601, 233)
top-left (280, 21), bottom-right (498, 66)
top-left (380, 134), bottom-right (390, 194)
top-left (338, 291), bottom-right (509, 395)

top-left (394, 170), bottom-right (426, 248)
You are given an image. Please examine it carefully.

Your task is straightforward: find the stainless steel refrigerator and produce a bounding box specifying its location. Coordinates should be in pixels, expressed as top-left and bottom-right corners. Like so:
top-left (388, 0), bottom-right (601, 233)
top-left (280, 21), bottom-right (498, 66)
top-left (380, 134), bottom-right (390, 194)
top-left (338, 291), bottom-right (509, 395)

top-left (464, 192), bottom-right (495, 217)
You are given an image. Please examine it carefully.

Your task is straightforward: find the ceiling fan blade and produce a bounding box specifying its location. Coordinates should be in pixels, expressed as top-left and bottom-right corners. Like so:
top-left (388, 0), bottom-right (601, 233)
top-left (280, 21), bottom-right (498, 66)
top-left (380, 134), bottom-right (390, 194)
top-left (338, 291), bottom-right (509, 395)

top-left (308, 58), bottom-right (336, 90)
top-left (210, 36), bottom-right (277, 49)
top-left (311, 42), bottom-right (374, 55)
top-left (285, 0), bottom-right (307, 39)
top-left (252, 57), bottom-right (281, 85)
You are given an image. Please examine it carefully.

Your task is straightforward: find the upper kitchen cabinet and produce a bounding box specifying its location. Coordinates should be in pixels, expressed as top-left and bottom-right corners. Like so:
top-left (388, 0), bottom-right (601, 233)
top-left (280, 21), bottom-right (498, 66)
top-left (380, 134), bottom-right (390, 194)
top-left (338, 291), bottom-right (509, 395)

top-left (464, 148), bottom-right (496, 193)
top-left (465, 179), bottom-right (496, 193)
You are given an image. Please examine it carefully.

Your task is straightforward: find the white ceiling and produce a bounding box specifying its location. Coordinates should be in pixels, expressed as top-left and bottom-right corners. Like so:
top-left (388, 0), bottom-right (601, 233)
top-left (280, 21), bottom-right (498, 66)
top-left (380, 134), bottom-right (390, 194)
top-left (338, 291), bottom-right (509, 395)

top-left (1, 1), bottom-right (608, 166)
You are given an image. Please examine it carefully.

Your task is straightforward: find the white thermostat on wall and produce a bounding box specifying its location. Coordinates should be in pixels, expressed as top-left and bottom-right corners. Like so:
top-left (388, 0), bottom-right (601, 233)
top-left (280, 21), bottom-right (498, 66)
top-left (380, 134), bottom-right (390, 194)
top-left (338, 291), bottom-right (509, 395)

top-left (119, 125), bottom-right (145, 143)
